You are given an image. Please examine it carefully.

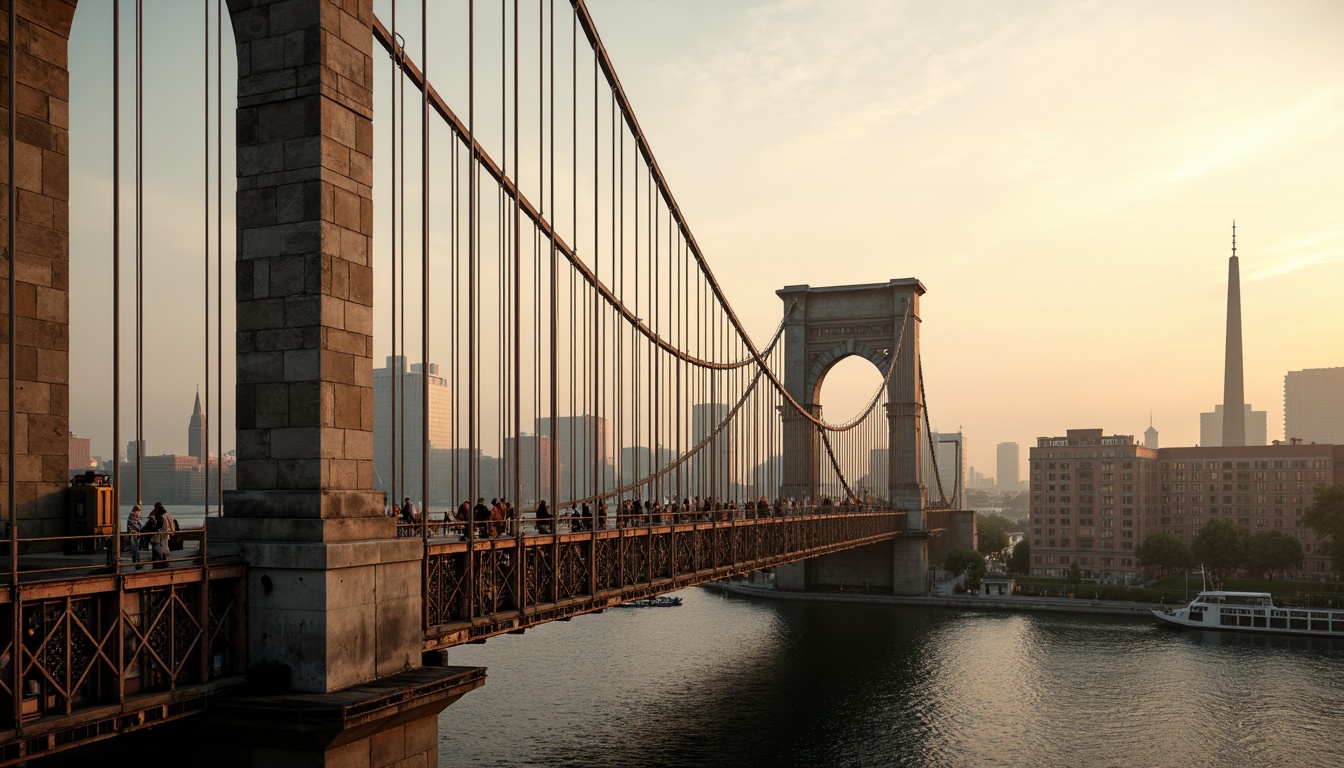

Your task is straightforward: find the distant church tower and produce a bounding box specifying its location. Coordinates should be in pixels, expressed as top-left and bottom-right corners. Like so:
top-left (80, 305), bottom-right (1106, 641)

top-left (188, 389), bottom-right (208, 462)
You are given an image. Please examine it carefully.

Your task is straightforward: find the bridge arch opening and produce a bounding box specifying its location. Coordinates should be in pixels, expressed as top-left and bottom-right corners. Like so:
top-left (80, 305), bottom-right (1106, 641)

top-left (815, 354), bottom-right (884, 425)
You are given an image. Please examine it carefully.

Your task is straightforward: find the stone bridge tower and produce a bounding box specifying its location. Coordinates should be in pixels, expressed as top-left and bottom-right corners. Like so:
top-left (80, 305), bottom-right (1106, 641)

top-left (774, 280), bottom-right (938, 595)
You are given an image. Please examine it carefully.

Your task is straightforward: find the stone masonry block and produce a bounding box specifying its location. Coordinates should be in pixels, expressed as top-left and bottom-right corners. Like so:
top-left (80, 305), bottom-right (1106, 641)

top-left (269, 0), bottom-right (323, 36)
top-left (230, 7), bottom-right (271, 45)
top-left (275, 180), bottom-right (320, 223)
top-left (254, 326), bottom-right (308, 352)
top-left (339, 226), bottom-right (368, 265)
top-left (348, 262), bottom-right (373, 305)
top-left (236, 429), bottom-right (273, 460)
top-left (373, 594), bottom-right (420, 679)
top-left (328, 256), bottom-right (349, 300)
top-left (237, 350), bottom-right (286, 384)
top-left (323, 327), bottom-right (365, 357)
top-left (238, 141), bottom-right (287, 176)
top-left (249, 34), bottom-right (287, 74)
top-left (404, 715), bottom-right (438, 760)
top-left (287, 380), bottom-right (322, 426)
top-left (343, 427), bottom-right (371, 463)
top-left (319, 350), bottom-right (357, 385)
top-left (270, 253), bottom-right (307, 295)
top-left (238, 458), bottom-right (279, 489)
top-left (276, 457), bottom-right (322, 489)
top-left (327, 458), bottom-right (358, 488)
top-left (369, 725), bottom-right (406, 768)
top-left (320, 293), bottom-right (345, 330)
top-left (331, 382), bottom-right (362, 429)
top-left (320, 137), bottom-right (350, 177)
top-left (344, 301), bottom-right (372, 337)
top-left (283, 134), bottom-right (322, 169)
top-left (285, 294), bottom-right (321, 327)
top-left (257, 95), bottom-right (321, 143)
top-left (284, 348), bottom-right (320, 381)
top-left (284, 29), bottom-right (319, 70)
top-left (238, 298), bottom-right (285, 331)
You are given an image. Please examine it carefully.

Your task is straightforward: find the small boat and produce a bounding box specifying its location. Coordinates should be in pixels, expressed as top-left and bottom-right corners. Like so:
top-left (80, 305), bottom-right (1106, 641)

top-left (618, 596), bottom-right (683, 608)
top-left (1151, 591), bottom-right (1344, 638)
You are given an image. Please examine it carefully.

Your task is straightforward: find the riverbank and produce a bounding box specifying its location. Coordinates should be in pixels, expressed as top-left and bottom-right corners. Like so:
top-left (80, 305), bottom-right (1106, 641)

top-left (704, 580), bottom-right (1167, 618)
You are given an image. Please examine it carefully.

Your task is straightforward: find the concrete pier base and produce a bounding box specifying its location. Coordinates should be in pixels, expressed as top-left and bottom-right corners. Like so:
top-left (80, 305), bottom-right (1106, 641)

top-left (777, 536), bottom-right (931, 595)
top-left (892, 536), bottom-right (929, 596)
top-left (190, 667), bottom-right (485, 768)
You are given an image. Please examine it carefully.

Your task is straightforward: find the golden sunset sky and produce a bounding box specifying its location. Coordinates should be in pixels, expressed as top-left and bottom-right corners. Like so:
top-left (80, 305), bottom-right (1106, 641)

top-left (65, 1), bottom-right (1342, 481)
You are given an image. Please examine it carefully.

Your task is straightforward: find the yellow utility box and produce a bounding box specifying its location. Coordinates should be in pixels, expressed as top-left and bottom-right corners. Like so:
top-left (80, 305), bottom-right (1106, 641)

top-left (68, 472), bottom-right (116, 538)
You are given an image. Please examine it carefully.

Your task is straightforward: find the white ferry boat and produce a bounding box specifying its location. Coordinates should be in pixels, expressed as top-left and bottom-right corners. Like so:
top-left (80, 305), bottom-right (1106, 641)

top-left (1151, 591), bottom-right (1344, 638)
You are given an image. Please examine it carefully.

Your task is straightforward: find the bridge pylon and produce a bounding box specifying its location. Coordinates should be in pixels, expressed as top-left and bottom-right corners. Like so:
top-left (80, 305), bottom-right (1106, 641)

top-left (775, 279), bottom-right (936, 595)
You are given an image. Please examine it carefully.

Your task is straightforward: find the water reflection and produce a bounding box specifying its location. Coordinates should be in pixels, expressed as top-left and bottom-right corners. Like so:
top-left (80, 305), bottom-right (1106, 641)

top-left (438, 589), bottom-right (1344, 767)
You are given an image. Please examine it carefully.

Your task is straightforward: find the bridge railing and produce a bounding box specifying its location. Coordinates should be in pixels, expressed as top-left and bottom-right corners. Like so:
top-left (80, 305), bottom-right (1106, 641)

top-left (419, 506), bottom-right (908, 647)
top-left (0, 537), bottom-right (246, 764)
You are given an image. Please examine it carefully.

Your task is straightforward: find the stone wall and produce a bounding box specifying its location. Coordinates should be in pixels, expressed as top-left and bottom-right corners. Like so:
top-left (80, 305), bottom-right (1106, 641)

top-left (0, 0), bottom-right (76, 542)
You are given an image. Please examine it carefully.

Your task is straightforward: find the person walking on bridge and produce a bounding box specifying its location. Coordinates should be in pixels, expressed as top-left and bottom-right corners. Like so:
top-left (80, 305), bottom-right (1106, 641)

top-left (126, 504), bottom-right (143, 568)
top-left (142, 502), bottom-right (176, 569)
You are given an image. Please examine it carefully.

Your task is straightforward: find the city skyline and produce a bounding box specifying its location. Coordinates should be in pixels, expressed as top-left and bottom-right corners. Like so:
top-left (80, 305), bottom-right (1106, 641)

top-left (61, 1), bottom-right (1343, 481)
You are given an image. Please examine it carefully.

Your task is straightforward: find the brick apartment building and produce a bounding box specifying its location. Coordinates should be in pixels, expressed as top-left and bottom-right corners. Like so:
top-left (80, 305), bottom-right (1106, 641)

top-left (1030, 428), bottom-right (1343, 581)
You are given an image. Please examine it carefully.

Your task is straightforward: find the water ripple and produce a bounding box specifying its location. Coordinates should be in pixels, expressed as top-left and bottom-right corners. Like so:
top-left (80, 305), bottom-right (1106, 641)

top-left (438, 591), bottom-right (1344, 767)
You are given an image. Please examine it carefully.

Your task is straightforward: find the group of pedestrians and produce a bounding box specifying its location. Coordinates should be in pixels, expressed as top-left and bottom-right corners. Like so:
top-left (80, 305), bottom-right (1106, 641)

top-left (389, 490), bottom-right (881, 541)
top-left (124, 501), bottom-right (177, 568)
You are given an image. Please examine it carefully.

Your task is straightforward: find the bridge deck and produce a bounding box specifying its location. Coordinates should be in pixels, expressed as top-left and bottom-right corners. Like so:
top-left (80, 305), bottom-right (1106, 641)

top-left (420, 508), bottom-right (935, 647)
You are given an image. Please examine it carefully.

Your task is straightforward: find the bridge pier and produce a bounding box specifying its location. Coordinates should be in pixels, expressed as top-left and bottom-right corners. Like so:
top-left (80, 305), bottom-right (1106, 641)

top-left (200, 0), bottom-right (479, 763)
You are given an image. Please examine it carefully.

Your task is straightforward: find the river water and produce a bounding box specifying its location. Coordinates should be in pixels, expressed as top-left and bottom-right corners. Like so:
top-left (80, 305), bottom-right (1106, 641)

top-left (435, 587), bottom-right (1344, 768)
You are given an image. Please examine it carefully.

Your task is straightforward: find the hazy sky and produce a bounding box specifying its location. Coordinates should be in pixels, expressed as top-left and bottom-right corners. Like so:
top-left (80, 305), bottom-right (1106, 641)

top-left (64, 1), bottom-right (1343, 480)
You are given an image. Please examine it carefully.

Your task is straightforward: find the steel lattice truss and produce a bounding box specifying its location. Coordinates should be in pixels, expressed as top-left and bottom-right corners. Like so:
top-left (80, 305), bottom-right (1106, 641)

top-left (423, 510), bottom-right (942, 648)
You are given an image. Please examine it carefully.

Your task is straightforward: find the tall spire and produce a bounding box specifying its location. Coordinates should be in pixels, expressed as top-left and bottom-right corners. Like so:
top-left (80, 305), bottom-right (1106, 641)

top-left (188, 386), bottom-right (208, 462)
top-left (1221, 221), bottom-right (1246, 446)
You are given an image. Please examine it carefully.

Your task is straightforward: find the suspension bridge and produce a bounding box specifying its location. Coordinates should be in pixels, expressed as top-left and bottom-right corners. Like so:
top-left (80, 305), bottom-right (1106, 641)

top-left (0, 1), bottom-right (971, 765)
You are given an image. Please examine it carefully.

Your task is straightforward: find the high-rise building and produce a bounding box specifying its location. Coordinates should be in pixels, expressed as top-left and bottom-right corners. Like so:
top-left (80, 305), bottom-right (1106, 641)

top-left (68, 432), bottom-right (92, 472)
top-left (863, 448), bottom-right (889, 497)
top-left (1144, 418), bottom-right (1159, 450)
top-left (1284, 367), bottom-right (1344, 445)
top-left (691, 403), bottom-right (736, 499)
top-left (1200, 224), bottom-right (1266, 446)
top-left (1200, 404), bottom-right (1267, 447)
top-left (619, 446), bottom-right (676, 490)
top-left (1028, 427), bottom-right (1342, 581)
top-left (536, 415), bottom-right (612, 501)
top-left (996, 442), bottom-right (1020, 490)
top-left (373, 356), bottom-right (452, 503)
top-left (502, 434), bottom-right (557, 506)
top-left (187, 390), bottom-right (208, 462)
top-left (923, 430), bottom-right (965, 507)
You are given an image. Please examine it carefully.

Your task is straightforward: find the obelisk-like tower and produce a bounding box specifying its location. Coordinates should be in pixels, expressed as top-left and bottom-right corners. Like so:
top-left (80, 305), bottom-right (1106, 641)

top-left (1221, 222), bottom-right (1246, 446)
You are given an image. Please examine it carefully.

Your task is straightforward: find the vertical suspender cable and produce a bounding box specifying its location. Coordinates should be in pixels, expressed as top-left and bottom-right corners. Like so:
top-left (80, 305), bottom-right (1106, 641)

top-left (422, 0), bottom-right (431, 540)
top-left (547, 1), bottom-right (557, 518)
top-left (511, 0), bottom-right (520, 533)
top-left (203, 0), bottom-right (210, 521)
top-left (135, 0), bottom-right (143, 505)
top-left (8, 0), bottom-right (19, 584)
top-left (400, 17), bottom-right (408, 509)
top-left (112, 0), bottom-right (122, 567)
top-left (468, 0), bottom-right (477, 541)
top-left (389, 0), bottom-right (397, 513)
top-left (216, 0), bottom-right (223, 514)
